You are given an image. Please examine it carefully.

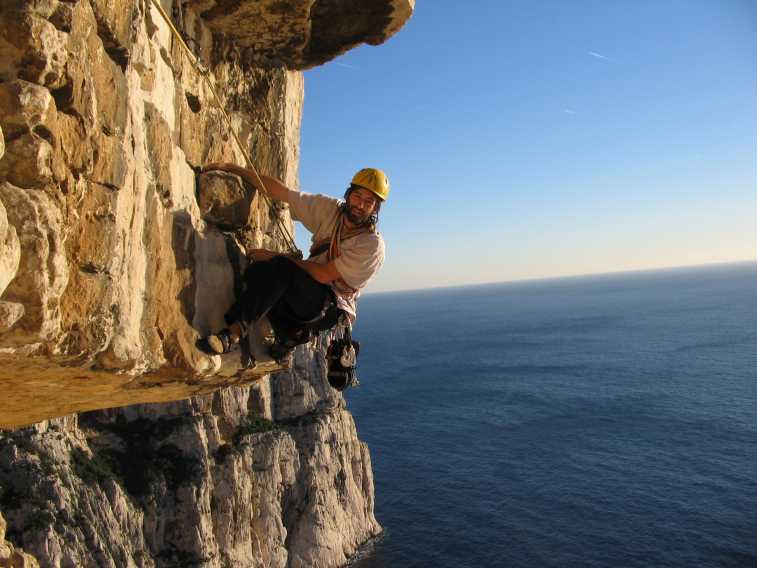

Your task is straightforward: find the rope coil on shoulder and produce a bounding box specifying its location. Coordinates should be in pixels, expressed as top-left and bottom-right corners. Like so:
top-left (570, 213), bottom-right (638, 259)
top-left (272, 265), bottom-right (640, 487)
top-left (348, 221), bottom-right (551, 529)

top-left (148, 0), bottom-right (300, 257)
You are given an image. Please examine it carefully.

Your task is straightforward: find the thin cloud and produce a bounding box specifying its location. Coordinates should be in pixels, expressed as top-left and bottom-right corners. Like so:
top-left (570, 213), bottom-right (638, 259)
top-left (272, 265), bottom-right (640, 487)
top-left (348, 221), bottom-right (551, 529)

top-left (334, 61), bottom-right (358, 70)
top-left (564, 108), bottom-right (578, 115)
top-left (588, 51), bottom-right (610, 61)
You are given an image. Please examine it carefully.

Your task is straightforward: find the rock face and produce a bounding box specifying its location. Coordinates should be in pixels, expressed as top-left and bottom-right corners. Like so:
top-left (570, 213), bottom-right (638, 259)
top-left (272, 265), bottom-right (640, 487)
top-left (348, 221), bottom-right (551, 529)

top-left (0, 0), bottom-right (412, 565)
top-left (0, 0), bottom-right (309, 426)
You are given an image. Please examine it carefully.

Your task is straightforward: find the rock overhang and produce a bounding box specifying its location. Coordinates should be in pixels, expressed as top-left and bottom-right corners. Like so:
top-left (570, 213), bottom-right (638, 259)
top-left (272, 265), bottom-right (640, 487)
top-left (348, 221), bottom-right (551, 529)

top-left (196, 0), bottom-right (414, 69)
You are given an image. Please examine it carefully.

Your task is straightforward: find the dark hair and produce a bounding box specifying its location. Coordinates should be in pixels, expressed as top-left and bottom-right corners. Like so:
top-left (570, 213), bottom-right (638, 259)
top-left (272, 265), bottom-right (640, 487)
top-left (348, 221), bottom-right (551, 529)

top-left (342, 185), bottom-right (381, 226)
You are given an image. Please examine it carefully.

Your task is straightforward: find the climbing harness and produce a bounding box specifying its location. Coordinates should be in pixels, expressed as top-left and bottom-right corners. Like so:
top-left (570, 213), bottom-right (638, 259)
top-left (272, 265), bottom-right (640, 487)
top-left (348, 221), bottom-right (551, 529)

top-left (148, 0), bottom-right (300, 257)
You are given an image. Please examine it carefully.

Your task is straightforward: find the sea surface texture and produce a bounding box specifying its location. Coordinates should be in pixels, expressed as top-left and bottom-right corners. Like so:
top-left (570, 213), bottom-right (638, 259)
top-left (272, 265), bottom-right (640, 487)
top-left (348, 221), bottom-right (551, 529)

top-left (348, 262), bottom-right (757, 568)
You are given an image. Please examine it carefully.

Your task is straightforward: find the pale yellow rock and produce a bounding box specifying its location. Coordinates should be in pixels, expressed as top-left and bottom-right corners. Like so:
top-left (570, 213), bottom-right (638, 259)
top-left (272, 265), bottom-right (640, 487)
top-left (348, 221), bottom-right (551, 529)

top-left (54, 112), bottom-right (92, 175)
top-left (198, 170), bottom-right (254, 230)
top-left (0, 191), bottom-right (24, 332)
top-left (0, 301), bottom-right (24, 333)
top-left (0, 125), bottom-right (4, 160)
top-left (0, 80), bottom-right (58, 143)
top-left (89, 0), bottom-right (136, 62)
top-left (11, 0), bottom-right (60, 19)
top-left (90, 131), bottom-right (127, 190)
top-left (0, 134), bottom-right (56, 188)
top-left (0, 9), bottom-right (68, 88)
top-left (0, 198), bottom-right (20, 296)
top-left (0, 80), bottom-right (66, 188)
top-left (0, 0), bottom-right (414, 418)
top-left (0, 183), bottom-right (67, 346)
top-left (0, 0), bottom-right (315, 426)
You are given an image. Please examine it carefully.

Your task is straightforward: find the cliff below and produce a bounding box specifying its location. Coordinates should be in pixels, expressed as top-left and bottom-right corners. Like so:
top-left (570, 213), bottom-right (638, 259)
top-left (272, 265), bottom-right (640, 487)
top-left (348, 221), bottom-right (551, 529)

top-left (0, 0), bottom-right (413, 565)
top-left (0, 361), bottom-right (380, 567)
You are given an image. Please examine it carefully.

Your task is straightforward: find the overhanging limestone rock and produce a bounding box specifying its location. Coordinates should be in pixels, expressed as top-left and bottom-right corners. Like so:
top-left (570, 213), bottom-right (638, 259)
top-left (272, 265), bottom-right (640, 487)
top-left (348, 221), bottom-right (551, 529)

top-left (196, 0), bottom-right (415, 69)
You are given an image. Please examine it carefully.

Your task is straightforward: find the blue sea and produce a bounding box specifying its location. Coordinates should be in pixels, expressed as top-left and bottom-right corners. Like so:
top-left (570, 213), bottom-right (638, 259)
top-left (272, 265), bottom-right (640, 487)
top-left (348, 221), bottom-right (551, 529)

top-left (347, 262), bottom-right (757, 568)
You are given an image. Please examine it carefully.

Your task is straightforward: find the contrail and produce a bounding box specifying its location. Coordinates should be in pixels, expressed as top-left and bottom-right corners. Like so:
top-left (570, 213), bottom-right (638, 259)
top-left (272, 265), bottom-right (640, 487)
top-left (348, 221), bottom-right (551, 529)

top-left (588, 51), bottom-right (610, 61)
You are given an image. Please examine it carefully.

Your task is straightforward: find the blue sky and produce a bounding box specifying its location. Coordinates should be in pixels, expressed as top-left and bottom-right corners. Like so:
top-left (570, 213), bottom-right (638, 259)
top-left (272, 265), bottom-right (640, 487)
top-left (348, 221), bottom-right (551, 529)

top-left (297, 0), bottom-right (757, 293)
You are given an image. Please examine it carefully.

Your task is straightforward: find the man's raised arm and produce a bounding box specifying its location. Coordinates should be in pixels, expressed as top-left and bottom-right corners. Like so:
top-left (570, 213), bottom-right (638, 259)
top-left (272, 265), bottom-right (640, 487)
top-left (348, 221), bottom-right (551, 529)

top-left (203, 163), bottom-right (291, 203)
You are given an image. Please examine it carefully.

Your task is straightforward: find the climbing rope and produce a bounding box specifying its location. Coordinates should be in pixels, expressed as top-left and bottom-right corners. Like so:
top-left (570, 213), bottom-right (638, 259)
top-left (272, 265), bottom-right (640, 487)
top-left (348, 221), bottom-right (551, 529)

top-left (148, 0), bottom-right (301, 257)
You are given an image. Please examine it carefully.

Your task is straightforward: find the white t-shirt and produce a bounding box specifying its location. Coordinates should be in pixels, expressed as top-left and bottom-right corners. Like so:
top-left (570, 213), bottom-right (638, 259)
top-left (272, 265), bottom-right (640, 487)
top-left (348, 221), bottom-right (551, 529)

top-left (287, 189), bottom-right (385, 321)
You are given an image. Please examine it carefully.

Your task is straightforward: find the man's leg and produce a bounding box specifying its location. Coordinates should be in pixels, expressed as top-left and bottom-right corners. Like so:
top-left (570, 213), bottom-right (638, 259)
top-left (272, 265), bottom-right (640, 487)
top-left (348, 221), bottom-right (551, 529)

top-left (204, 256), bottom-right (330, 353)
top-left (277, 262), bottom-right (335, 322)
top-left (225, 256), bottom-right (294, 328)
top-left (265, 259), bottom-right (335, 361)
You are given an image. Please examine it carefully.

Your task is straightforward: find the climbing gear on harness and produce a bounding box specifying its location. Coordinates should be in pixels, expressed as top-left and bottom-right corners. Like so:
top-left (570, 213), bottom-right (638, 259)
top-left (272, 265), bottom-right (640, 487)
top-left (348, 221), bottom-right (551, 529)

top-left (148, 0), bottom-right (300, 258)
top-left (351, 168), bottom-right (390, 201)
top-left (326, 315), bottom-right (361, 391)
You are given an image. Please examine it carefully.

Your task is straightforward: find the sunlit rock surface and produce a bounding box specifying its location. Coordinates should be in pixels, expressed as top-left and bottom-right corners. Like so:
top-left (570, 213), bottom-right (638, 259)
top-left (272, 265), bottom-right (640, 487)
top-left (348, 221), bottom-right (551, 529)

top-left (196, 0), bottom-right (415, 69)
top-left (0, 0), bottom-right (309, 426)
top-left (0, 0), bottom-right (411, 565)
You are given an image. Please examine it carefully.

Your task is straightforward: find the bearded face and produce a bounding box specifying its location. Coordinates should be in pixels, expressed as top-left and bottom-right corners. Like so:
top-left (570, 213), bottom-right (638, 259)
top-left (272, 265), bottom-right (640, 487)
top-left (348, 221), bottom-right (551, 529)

top-left (344, 187), bottom-right (379, 225)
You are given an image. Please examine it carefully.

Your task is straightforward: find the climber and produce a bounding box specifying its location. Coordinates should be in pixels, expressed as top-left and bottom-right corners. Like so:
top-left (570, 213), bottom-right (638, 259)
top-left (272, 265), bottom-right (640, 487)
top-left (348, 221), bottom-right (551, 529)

top-left (198, 163), bottom-right (388, 360)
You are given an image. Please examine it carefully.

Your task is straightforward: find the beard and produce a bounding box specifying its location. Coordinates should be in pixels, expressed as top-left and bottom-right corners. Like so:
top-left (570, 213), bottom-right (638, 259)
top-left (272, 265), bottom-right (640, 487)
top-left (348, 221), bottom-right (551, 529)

top-left (344, 205), bottom-right (371, 226)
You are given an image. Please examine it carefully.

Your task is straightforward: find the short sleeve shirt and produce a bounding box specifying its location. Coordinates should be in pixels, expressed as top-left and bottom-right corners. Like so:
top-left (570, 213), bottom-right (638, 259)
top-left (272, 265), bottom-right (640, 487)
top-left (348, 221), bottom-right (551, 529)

top-left (287, 189), bottom-right (385, 320)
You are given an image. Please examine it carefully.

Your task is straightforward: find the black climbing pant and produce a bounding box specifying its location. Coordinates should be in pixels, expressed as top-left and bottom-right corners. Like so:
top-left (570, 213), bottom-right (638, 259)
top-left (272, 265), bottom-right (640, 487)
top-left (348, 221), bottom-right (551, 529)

top-left (225, 256), bottom-right (337, 337)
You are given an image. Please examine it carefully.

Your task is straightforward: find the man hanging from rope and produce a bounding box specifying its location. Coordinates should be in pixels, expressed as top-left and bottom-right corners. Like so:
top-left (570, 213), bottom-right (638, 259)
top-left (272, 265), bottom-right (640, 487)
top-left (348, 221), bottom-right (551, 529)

top-left (198, 163), bottom-right (388, 361)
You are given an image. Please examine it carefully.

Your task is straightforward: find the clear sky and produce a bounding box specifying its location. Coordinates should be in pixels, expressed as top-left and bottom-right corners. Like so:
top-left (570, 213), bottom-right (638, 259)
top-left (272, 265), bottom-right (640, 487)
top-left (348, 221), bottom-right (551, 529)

top-left (296, 0), bottom-right (757, 293)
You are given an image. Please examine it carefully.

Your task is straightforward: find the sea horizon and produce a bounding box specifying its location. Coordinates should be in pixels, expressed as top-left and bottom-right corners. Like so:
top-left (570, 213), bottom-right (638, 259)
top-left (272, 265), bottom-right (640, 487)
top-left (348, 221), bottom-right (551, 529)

top-left (364, 258), bottom-right (757, 297)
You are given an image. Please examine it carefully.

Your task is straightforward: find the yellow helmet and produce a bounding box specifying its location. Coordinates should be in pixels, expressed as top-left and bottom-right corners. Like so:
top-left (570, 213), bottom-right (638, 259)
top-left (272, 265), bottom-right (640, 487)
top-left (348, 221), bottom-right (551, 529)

top-left (351, 168), bottom-right (390, 201)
